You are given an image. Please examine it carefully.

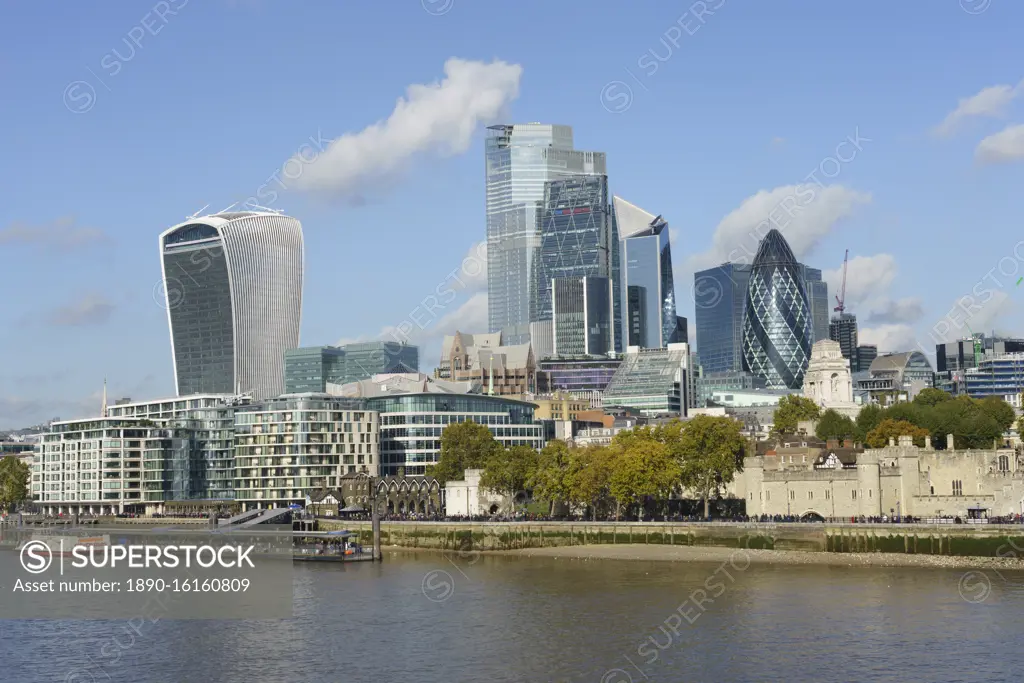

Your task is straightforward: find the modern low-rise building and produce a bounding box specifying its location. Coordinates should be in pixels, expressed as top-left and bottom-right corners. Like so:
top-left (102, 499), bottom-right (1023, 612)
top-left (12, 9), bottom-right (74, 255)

top-left (964, 353), bottom-right (1024, 407)
top-left (524, 392), bottom-right (591, 421)
top-left (696, 370), bottom-right (767, 409)
top-left (36, 417), bottom-right (194, 515)
top-left (537, 356), bottom-right (621, 407)
top-left (339, 373), bottom-right (544, 476)
top-left (603, 343), bottom-right (694, 416)
top-left (286, 342), bottom-right (419, 393)
top-left (857, 351), bottom-right (934, 404)
top-left (233, 394), bottom-right (377, 510)
top-left (104, 394), bottom-right (248, 502)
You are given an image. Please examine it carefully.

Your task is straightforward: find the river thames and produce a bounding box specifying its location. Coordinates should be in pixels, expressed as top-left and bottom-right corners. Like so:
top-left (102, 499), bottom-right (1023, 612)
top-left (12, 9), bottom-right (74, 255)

top-left (3, 550), bottom-right (1023, 682)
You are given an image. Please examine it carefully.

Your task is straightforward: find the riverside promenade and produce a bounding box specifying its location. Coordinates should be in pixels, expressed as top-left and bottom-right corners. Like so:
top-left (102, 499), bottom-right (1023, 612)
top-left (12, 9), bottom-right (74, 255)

top-left (318, 519), bottom-right (1024, 559)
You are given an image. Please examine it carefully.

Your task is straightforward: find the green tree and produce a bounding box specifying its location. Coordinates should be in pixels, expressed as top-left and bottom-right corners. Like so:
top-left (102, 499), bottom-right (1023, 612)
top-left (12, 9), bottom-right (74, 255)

top-left (529, 439), bottom-right (573, 516)
top-left (565, 445), bottom-right (613, 520)
top-left (854, 403), bottom-right (884, 442)
top-left (865, 418), bottom-right (931, 448)
top-left (676, 415), bottom-right (746, 519)
top-left (977, 396), bottom-right (1016, 433)
top-left (0, 456), bottom-right (30, 511)
top-left (914, 387), bottom-right (953, 407)
top-left (607, 436), bottom-right (679, 521)
top-left (772, 395), bottom-right (821, 435)
top-left (815, 409), bottom-right (856, 441)
top-left (480, 445), bottom-right (539, 517)
top-left (427, 420), bottom-right (501, 484)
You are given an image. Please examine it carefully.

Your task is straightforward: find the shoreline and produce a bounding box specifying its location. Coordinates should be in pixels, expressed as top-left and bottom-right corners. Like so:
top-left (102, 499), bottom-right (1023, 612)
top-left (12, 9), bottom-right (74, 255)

top-left (384, 543), bottom-right (1024, 570)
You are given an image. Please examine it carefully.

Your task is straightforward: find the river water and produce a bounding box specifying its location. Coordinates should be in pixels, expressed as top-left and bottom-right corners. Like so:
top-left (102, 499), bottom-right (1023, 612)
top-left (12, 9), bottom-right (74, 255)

top-left (3, 550), bottom-right (1023, 682)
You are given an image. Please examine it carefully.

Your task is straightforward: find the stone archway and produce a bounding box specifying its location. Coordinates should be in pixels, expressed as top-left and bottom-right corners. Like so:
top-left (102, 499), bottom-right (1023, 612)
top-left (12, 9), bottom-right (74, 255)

top-left (800, 510), bottom-right (825, 522)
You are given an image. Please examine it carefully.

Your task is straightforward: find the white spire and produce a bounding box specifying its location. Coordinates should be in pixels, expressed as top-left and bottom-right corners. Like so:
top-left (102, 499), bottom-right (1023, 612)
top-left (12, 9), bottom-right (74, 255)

top-left (101, 378), bottom-right (107, 417)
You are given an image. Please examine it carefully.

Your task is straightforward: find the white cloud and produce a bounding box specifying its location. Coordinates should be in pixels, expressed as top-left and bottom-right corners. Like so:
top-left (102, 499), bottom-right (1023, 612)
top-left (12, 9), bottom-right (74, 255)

top-left (822, 253), bottom-right (923, 326)
top-left (933, 81), bottom-right (1023, 137)
top-left (0, 216), bottom-right (110, 250)
top-left (975, 123), bottom-right (1024, 165)
top-left (859, 324), bottom-right (919, 353)
top-left (289, 58), bottom-right (522, 199)
top-left (47, 293), bottom-right (115, 327)
top-left (685, 184), bottom-right (871, 273)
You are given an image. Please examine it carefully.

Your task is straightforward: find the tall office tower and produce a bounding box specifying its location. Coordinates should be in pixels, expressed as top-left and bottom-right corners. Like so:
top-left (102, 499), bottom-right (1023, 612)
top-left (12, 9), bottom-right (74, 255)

top-left (536, 175), bottom-right (620, 353)
top-left (856, 344), bottom-right (877, 374)
top-left (284, 346), bottom-right (347, 393)
top-left (626, 285), bottom-right (648, 347)
top-left (742, 229), bottom-right (812, 389)
top-left (160, 210), bottom-right (303, 400)
top-left (614, 196), bottom-right (681, 349)
top-left (692, 263), bottom-right (752, 374)
top-left (801, 266), bottom-right (829, 344)
top-left (552, 276), bottom-right (612, 356)
top-left (829, 312), bottom-right (859, 371)
top-left (485, 124), bottom-right (605, 345)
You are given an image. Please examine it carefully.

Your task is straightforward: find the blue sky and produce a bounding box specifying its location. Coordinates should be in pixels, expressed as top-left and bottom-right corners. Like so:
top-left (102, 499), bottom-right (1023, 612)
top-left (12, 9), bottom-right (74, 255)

top-left (2, 0), bottom-right (1024, 428)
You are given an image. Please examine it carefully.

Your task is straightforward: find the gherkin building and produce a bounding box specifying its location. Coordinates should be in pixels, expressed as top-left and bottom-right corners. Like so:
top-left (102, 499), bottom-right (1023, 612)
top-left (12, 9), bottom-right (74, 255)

top-left (741, 229), bottom-right (812, 389)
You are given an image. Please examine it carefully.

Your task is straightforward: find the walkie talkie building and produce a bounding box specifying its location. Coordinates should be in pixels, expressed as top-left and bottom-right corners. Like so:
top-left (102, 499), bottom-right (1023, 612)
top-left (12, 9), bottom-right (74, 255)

top-left (159, 211), bottom-right (304, 399)
top-left (741, 229), bottom-right (812, 389)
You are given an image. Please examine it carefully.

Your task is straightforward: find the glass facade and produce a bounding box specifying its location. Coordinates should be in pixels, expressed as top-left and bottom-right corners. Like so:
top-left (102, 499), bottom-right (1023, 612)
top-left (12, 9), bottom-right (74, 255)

top-left (37, 418), bottom-right (193, 513)
top-left (537, 357), bottom-right (621, 406)
top-left (105, 395), bottom-right (249, 502)
top-left (829, 313), bottom-right (859, 371)
top-left (741, 229), bottom-right (812, 389)
top-left (365, 394), bottom-right (543, 476)
top-left (617, 197), bottom-right (680, 349)
top-left (552, 276), bottom-right (611, 356)
top-left (535, 175), bottom-right (619, 354)
top-left (284, 346), bottom-right (347, 393)
top-left (162, 229), bottom-right (235, 394)
top-left (485, 124), bottom-right (605, 344)
top-left (603, 344), bottom-right (692, 416)
top-left (340, 341), bottom-right (418, 383)
top-left (160, 212), bottom-right (304, 400)
top-left (802, 266), bottom-right (829, 344)
top-left (964, 353), bottom-right (1024, 404)
top-left (693, 263), bottom-right (752, 374)
top-left (627, 285), bottom-right (648, 348)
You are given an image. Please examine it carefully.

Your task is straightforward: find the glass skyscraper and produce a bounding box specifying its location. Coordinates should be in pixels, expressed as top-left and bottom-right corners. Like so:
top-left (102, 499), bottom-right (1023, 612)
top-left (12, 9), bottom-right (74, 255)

top-left (536, 175), bottom-right (620, 355)
top-left (615, 196), bottom-right (680, 349)
top-left (159, 211), bottom-right (303, 400)
top-left (802, 266), bottom-right (829, 344)
top-left (741, 229), bottom-right (813, 389)
top-left (485, 124), bottom-right (605, 345)
top-left (829, 312), bottom-right (859, 371)
top-left (552, 276), bottom-right (612, 356)
top-left (284, 342), bottom-right (419, 393)
top-left (693, 263), bottom-right (752, 374)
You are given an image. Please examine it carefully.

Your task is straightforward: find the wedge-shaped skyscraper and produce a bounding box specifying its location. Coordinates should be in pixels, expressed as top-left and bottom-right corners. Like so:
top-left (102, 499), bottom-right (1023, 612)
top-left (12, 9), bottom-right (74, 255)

top-left (160, 211), bottom-right (304, 399)
top-left (615, 196), bottom-right (681, 349)
top-left (741, 229), bottom-right (812, 389)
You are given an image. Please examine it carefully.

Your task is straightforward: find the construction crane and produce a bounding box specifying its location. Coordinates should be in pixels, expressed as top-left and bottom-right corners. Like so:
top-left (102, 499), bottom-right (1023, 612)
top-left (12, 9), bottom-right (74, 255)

top-left (833, 249), bottom-right (849, 313)
top-left (965, 323), bottom-right (983, 367)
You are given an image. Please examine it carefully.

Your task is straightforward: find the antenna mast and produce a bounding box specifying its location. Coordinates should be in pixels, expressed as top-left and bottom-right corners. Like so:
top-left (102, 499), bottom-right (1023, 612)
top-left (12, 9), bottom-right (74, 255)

top-left (834, 249), bottom-right (849, 313)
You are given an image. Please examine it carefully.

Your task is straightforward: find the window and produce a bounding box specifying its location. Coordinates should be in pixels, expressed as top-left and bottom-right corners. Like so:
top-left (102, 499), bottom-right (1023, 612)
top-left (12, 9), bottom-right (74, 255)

top-left (953, 480), bottom-right (963, 496)
top-left (852, 490), bottom-right (857, 500)
top-left (999, 455), bottom-right (1010, 472)
top-left (790, 490), bottom-right (795, 500)
top-left (808, 491), bottom-right (813, 500)
top-left (825, 490), bottom-right (831, 500)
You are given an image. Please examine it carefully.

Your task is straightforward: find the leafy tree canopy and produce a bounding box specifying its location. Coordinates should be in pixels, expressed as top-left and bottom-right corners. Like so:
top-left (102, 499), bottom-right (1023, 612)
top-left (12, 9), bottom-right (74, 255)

top-left (427, 420), bottom-right (502, 484)
top-left (772, 395), bottom-right (821, 435)
top-left (815, 409), bottom-right (857, 442)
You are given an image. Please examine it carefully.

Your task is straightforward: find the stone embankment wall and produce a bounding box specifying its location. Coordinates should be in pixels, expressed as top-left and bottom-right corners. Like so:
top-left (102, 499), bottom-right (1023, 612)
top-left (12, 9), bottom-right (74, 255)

top-left (320, 520), bottom-right (1024, 558)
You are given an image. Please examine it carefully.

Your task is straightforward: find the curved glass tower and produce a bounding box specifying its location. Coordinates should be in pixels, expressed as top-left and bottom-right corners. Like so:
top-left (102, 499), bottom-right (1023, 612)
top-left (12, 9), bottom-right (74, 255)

top-left (159, 211), bottom-right (303, 399)
top-left (741, 229), bottom-right (812, 389)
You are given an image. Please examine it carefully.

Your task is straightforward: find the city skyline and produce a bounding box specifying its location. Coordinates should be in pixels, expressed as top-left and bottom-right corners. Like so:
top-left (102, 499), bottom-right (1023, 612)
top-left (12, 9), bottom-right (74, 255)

top-left (3, 2), bottom-right (1024, 427)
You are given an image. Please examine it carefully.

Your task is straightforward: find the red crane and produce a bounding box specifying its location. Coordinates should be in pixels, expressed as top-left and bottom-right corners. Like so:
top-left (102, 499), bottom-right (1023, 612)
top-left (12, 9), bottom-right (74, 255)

top-left (834, 249), bottom-right (849, 313)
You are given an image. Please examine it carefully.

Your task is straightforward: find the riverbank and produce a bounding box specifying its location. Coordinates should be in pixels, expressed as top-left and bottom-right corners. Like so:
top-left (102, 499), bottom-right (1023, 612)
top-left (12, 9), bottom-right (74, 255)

top-left (494, 543), bottom-right (1024, 570)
